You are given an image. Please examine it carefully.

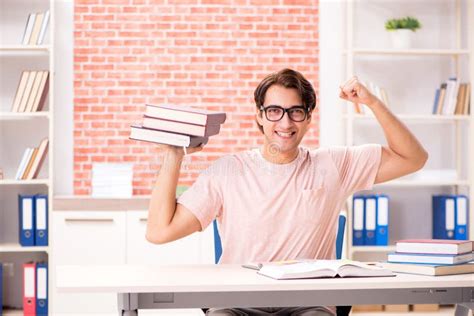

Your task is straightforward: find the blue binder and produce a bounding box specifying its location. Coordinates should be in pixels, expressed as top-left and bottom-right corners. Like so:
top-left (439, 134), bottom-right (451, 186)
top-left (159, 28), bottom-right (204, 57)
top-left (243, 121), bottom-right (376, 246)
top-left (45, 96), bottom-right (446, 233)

top-left (352, 196), bottom-right (365, 246)
top-left (36, 263), bottom-right (48, 316)
top-left (375, 194), bottom-right (389, 246)
top-left (18, 195), bottom-right (36, 246)
top-left (35, 195), bottom-right (48, 246)
top-left (364, 196), bottom-right (377, 245)
top-left (432, 195), bottom-right (455, 239)
top-left (0, 262), bottom-right (3, 315)
top-left (455, 195), bottom-right (469, 240)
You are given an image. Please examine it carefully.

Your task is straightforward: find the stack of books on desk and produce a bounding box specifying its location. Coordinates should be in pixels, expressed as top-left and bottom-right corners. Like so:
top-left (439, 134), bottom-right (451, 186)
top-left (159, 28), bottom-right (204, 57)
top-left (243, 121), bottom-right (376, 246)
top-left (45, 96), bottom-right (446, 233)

top-left (382, 239), bottom-right (474, 276)
top-left (130, 104), bottom-right (226, 147)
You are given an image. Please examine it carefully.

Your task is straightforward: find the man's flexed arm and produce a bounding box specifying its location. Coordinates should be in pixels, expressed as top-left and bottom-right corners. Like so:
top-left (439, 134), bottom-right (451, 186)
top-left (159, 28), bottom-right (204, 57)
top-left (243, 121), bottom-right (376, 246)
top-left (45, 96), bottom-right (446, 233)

top-left (339, 76), bottom-right (429, 184)
top-left (146, 146), bottom-right (203, 244)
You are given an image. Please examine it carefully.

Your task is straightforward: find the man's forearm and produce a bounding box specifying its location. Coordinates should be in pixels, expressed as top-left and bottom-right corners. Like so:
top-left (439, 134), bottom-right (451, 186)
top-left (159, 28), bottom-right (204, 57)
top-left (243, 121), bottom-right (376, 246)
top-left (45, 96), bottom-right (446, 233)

top-left (367, 99), bottom-right (428, 164)
top-left (147, 149), bottom-right (184, 232)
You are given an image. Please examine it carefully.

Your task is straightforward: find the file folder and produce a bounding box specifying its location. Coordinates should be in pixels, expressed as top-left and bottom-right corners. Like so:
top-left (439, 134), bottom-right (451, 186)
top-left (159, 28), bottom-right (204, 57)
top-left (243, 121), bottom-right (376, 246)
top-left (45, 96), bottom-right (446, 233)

top-left (364, 196), bottom-right (377, 245)
top-left (0, 263), bottom-right (3, 315)
top-left (376, 194), bottom-right (389, 246)
top-left (352, 196), bottom-right (365, 246)
top-left (35, 195), bottom-right (48, 246)
top-left (455, 195), bottom-right (468, 240)
top-left (19, 195), bottom-right (36, 246)
top-left (23, 262), bottom-right (36, 316)
top-left (433, 195), bottom-right (455, 239)
top-left (36, 263), bottom-right (48, 316)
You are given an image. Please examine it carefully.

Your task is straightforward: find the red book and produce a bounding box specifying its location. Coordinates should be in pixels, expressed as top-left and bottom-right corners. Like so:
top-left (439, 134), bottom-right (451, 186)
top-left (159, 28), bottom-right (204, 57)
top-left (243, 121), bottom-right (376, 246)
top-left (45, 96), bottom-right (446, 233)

top-left (145, 104), bottom-right (226, 126)
top-left (396, 239), bottom-right (473, 255)
top-left (23, 262), bottom-right (36, 316)
top-left (143, 116), bottom-right (221, 137)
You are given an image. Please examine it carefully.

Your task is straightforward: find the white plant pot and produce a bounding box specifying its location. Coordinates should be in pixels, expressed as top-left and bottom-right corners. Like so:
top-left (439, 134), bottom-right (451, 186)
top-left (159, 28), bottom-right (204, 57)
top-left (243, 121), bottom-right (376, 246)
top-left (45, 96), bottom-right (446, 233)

top-left (389, 29), bottom-right (415, 49)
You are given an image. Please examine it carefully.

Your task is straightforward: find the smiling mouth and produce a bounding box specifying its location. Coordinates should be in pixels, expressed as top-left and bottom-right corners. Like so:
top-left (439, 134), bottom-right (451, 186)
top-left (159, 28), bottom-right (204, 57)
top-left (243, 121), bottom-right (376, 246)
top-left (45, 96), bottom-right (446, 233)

top-left (275, 131), bottom-right (296, 138)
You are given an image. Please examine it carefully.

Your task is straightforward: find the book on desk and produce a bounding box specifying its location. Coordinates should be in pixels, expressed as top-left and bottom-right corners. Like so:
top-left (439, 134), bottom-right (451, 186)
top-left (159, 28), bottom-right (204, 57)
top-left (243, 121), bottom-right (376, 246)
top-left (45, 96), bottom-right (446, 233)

top-left (251, 259), bottom-right (394, 280)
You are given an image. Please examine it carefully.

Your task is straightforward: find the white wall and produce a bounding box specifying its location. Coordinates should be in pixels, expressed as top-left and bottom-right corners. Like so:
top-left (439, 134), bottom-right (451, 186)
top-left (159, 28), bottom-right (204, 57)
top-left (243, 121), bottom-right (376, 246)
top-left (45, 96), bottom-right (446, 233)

top-left (53, 0), bottom-right (73, 195)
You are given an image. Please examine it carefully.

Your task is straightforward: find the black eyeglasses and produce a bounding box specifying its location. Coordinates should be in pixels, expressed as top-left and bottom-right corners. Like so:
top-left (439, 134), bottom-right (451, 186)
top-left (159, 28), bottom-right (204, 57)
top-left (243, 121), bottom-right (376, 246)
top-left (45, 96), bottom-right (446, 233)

top-left (260, 105), bottom-right (309, 122)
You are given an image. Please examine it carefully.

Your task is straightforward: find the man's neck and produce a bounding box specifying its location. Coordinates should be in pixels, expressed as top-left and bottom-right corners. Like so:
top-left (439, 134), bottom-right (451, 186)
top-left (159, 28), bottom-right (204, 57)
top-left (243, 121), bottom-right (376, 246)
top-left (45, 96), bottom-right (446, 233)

top-left (260, 146), bottom-right (299, 164)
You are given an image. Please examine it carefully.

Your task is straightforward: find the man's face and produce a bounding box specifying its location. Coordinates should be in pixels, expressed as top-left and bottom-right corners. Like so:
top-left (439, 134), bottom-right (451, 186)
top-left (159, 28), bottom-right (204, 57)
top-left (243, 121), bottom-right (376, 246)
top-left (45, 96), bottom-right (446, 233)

top-left (256, 85), bottom-right (312, 155)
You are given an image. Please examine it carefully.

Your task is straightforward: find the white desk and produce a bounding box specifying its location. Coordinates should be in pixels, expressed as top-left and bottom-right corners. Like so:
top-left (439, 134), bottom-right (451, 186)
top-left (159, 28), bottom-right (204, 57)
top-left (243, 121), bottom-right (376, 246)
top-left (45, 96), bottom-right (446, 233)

top-left (56, 264), bottom-right (474, 316)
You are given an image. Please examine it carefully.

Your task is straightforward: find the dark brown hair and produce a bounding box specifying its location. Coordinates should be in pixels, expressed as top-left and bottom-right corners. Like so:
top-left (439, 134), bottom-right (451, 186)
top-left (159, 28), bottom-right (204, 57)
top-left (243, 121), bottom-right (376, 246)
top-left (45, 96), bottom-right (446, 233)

top-left (254, 68), bottom-right (317, 133)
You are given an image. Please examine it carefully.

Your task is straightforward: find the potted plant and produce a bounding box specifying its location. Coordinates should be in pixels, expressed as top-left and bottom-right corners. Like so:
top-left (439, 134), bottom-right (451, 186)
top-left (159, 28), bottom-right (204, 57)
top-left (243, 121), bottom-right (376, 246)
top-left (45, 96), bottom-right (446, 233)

top-left (385, 16), bottom-right (421, 49)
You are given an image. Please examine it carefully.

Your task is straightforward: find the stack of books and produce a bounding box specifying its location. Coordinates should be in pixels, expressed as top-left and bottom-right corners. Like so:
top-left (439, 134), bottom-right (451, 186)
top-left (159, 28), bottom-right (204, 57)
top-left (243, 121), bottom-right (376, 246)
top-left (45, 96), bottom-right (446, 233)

top-left (382, 239), bottom-right (474, 276)
top-left (130, 104), bottom-right (226, 147)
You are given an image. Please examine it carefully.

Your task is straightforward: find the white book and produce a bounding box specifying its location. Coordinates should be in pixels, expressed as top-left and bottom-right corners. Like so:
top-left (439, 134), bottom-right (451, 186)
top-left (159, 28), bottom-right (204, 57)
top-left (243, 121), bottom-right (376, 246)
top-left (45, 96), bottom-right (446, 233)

top-left (442, 78), bottom-right (457, 115)
top-left (37, 10), bottom-right (50, 45)
top-left (257, 260), bottom-right (394, 280)
top-left (388, 252), bottom-right (474, 265)
top-left (15, 148), bottom-right (33, 180)
top-left (22, 13), bottom-right (36, 45)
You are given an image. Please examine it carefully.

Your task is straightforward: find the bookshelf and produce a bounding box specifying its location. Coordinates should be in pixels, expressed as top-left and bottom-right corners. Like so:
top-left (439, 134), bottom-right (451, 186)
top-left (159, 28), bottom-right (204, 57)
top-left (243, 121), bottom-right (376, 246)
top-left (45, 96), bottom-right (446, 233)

top-left (0, 0), bottom-right (54, 314)
top-left (341, 0), bottom-right (473, 261)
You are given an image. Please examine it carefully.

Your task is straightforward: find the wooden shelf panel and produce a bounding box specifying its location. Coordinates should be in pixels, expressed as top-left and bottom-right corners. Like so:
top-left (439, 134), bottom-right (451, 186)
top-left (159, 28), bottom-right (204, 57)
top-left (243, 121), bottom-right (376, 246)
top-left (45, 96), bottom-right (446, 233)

top-left (346, 49), bottom-right (469, 55)
top-left (0, 179), bottom-right (50, 185)
top-left (0, 243), bottom-right (49, 253)
top-left (0, 112), bottom-right (50, 120)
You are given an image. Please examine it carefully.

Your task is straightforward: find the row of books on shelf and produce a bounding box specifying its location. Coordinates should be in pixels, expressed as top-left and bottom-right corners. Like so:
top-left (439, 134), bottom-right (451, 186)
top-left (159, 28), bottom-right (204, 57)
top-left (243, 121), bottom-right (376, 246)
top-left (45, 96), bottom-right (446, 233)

top-left (352, 194), bottom-right (389, 246)
top-left (382, 239), bottom-right (474, 276)
top-left (432, 79), bottom-right (471, 115)
top-left (22, 10), bottom-right (50, 45)
top-left (11, 70), bottom-right (49, 113)
top-left (0, 262), bottom-right (49, 315)
top-left (18, 194), bottom-right (49, 247)
top-left (15, 138), bottom-right (49, 181)
top-left (352, 194), bottom-right (469, 247)
top-left (130, 104), bottom-right (227, 147)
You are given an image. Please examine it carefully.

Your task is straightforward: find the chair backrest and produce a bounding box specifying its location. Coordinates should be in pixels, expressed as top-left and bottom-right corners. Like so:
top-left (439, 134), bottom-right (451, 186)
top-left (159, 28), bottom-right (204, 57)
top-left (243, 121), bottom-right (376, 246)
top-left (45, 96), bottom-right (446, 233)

top-left (213, 212), bottom-right (347, 264)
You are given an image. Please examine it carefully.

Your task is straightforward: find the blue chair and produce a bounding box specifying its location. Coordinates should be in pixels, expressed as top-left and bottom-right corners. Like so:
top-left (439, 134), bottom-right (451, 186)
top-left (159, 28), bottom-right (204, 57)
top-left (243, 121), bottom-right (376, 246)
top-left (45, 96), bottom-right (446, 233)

top-left (211, 213), bottom-right (351, 316)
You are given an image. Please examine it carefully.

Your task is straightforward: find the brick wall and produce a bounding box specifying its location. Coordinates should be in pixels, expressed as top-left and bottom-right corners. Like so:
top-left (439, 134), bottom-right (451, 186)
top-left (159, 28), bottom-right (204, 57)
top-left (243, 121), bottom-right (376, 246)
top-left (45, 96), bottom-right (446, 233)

top-left (74, 0), bottom-right (319, 195)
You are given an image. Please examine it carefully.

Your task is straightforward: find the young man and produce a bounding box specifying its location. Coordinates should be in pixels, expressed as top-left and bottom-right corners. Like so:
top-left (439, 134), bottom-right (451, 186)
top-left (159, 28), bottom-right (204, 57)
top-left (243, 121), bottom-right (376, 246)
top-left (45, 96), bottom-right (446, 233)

top-left (145, 69), bottom-right (428, 316)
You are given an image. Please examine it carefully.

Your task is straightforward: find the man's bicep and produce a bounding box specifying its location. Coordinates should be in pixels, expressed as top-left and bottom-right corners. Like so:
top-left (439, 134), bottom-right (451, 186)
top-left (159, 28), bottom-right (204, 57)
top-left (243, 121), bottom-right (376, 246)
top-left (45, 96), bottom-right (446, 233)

top-left (375, 146), bottom-right (415, 184)
top-left (165, 203), bottom-right (203, 242)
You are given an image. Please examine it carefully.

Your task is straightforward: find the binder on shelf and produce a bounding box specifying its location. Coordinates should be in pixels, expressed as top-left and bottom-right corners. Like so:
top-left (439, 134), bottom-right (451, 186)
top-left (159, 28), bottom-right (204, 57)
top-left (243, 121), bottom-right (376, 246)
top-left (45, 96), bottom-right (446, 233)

top-left (23, 262), bottom-right (36, 316)
top-left (364, 196), bottom-right (377, 246)
top-left (18, 71), bottom-right (38, 112)
top-left (352, 196), bottom-right (365, 246)
top-left (35, 195), bottom-right (48, 246)
top-left (36, 263), bottom-right (48, 316)
top-left (28, 12), bottom-right (45, 45)
top-left (0, 263), bottom-right (3, 314)
top-left (37, 10), bottom-right (50, 45)
top-left (19, 195), bottom-right (36, 246)
top-left (11, 71), bottom-right (30, 112)
top-left (455, 195), bottom-right (468, 240)
top-left (433, 195), bottom-right (455, 239)
top-left (15, 148), bottom-right (33, 180)
top-left (375, 194), bottom-right (389, 246)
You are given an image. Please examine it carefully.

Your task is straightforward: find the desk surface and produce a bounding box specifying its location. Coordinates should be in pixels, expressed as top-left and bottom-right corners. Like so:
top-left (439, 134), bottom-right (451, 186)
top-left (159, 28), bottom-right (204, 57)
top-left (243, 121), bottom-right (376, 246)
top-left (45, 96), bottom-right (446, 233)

top-left (56, 264), bottom-right (474, 294)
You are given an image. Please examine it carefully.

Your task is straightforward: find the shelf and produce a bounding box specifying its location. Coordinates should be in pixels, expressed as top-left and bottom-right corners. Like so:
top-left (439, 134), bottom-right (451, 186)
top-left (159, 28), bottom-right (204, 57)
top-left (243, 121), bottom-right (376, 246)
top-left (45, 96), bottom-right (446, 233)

top-left (0, 112), bottom-right (50, 120)
top-left (346, 49), bottom-right (469, 56)
top-left (350, 246), bottom-right (396, 253)
top-left (0, 179), bottom-right (50, 186)
top-left (374, 180), bottom-right (470, 187)
top-left (348, 114), bottom-right (470, 122)
top-left (0, 45), bottom-right (50, 52)
top-left (0, 243), bottom-right (49, 253)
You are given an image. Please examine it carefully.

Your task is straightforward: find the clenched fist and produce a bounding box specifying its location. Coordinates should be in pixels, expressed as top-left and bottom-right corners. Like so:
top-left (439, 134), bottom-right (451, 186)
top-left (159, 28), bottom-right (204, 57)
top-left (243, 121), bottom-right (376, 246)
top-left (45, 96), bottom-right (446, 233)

top-left (339, 76), bottom-right (379, 108)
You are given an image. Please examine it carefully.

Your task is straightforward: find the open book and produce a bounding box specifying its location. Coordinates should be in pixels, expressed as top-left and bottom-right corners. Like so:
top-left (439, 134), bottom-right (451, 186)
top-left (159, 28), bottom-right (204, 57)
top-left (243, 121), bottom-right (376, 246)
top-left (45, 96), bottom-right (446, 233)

top-left (255, 260), bottom-right (394, 280)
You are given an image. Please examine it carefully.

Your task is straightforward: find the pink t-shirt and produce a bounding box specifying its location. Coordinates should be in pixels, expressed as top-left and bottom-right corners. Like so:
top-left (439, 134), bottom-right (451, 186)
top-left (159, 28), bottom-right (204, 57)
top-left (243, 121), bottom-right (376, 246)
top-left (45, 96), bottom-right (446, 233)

top-left (178, 144), bottom-right (381, 264)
